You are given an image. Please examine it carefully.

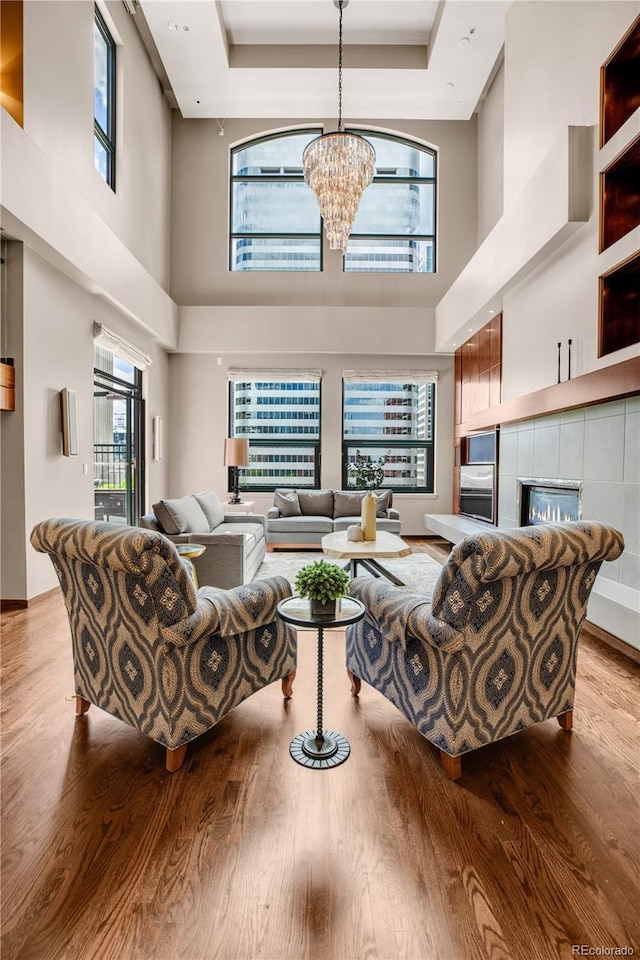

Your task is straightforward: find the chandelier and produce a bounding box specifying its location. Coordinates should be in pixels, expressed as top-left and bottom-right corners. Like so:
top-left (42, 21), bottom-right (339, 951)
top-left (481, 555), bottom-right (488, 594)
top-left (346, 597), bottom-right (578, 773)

top-left (302, 0), bottom-right (376, 253)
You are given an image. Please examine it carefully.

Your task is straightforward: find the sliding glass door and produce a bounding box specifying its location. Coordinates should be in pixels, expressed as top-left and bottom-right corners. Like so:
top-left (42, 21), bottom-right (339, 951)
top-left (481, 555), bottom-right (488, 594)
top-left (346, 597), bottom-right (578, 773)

top-left (93, 348), bottom-right (145, 525)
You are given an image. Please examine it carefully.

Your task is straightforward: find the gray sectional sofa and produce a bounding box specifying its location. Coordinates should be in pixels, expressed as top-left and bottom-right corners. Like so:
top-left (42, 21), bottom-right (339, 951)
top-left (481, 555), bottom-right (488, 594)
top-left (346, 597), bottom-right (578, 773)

top-left (266, 488), bottom-right (401, 549)
top-left (140, 490), bottom-right (265, 588)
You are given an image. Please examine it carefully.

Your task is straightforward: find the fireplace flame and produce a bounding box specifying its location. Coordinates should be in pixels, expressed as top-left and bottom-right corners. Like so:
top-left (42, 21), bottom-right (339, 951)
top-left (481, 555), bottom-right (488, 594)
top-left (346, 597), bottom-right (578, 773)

top-left (530, 504), bottom-right (576, 524)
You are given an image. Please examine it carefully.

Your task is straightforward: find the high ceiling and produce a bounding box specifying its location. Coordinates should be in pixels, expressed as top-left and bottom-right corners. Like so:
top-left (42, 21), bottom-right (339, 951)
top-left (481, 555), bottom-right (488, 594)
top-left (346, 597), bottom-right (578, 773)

top-left (135, 0), bottom-right (510, 121)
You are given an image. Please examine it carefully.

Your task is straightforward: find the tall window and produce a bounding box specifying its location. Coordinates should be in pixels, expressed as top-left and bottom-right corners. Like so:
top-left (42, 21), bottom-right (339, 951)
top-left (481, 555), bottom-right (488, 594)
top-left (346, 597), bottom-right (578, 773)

top-left (342, 376), bottom-right (436, 493)
top-left (345, 131), bottom-right (436, 273)
top-left (229, 128), bottom-right (436, 273)
top-left (229, 375), bottom-right (321, 490)
top-left (94, 348), bottom-right (145, 524)
top-left (230, 130), bottom-right (323, 271)
top-left (94, 6), bottom-right (116, 190)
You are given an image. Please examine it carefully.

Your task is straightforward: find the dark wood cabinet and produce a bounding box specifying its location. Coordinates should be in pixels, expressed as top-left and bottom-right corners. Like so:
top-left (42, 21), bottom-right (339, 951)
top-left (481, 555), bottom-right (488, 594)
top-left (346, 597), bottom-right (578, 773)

top-left (600, 135), bottom-right (640, 251)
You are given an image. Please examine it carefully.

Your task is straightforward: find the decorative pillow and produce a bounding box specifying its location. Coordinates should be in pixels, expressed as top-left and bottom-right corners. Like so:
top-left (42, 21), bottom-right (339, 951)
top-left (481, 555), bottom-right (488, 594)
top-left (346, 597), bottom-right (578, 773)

top-left (333, 490), bottom-right (365, 518)
top-left (297, 489), bottom-right (334, 518)
top-left (274, 489), bottom-right (302, 517)
top-left (334, 489), bottom-right (391, 518)
top-left (152, 495), bottom-right (209, 535)
top-left (194, 491), bottom-right (225, 530)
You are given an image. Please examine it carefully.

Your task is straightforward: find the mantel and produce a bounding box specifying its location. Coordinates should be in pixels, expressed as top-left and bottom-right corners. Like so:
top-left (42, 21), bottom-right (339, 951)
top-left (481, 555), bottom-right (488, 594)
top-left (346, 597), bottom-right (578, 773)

top-left (455, 355), bottom-right (640, 438)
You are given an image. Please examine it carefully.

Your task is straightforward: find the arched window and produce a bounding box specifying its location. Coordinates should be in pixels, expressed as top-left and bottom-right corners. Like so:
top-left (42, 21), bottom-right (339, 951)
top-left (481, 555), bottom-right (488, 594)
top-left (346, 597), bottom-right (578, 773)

top-left (345, 130), bottom-right (436, 273)
top-left (230, 128), bottom-right (436, 273)
top-left (230, 129), bottom-right (323, 272)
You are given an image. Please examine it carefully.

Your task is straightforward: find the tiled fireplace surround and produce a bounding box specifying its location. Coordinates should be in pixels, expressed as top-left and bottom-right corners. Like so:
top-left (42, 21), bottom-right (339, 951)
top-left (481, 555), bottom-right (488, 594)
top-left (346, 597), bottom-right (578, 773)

top-left (497, 396), bottom-right (639, 649)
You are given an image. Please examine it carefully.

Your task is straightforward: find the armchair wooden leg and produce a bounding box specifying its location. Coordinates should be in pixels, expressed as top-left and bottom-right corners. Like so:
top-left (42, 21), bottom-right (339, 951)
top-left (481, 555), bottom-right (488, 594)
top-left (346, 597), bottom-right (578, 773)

top-left (347, 669), bottom-right (361, 697)
top-left (440, 750), bottom-right (462, 781)
top-left (166, 744), bottom-right (187, 773)
top-left (281, 670), bottom-right (296, 699)
top-left (75, 696), bottom-right (91, 716)
top-left (557, 710), bottom-right (573, 731)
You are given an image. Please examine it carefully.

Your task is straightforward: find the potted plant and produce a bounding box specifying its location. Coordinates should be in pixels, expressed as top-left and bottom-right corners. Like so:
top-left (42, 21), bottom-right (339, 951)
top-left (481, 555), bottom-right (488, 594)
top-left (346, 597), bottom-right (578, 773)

top-left (347, 450), bottom-right (387, 541)
top-left (294, 559), bottom-right (350, 618)
top-left (347, 450), bottom-right (386, 490)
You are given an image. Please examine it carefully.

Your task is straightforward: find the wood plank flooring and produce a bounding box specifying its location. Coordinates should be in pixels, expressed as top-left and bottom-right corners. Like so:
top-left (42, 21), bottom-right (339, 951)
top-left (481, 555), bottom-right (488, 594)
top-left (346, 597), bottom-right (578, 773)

top-left (1, 539), bottom-right (639, 960)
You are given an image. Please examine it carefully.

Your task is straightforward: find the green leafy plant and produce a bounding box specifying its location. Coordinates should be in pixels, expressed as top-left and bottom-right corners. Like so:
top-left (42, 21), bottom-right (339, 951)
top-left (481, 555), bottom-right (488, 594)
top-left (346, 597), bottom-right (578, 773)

top-left (294, 560), bottom-right (349, 604)
top-left (347, 449), bottom-right (386, 490)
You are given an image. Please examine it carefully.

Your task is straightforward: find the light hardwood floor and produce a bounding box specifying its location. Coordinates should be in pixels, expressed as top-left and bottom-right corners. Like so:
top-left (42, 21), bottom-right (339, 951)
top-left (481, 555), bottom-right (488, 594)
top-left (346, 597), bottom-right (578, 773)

top-left (2, 540), bottom-right (639, 960)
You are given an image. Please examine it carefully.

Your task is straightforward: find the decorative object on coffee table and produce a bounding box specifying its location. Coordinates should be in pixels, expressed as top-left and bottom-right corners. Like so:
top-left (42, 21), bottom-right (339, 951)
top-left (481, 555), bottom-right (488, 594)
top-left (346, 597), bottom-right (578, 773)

top-left (294, 559), bottom-right (349, 618)
top-left (347, 449), bottom-right (387, 541)
top-left (277, 595), bottom-right (365, 769)
top-left (347, 524), bottom-right (363, 542)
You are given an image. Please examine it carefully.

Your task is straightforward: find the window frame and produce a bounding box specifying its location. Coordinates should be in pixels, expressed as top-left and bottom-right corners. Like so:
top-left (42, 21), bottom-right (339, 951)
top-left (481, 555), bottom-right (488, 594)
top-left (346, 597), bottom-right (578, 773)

top-left (344, 129), bottom-right (437, 274)
top-left (229, 128), bottom-right (324, 272)
top-left (228, 378), bottom-right (322, 492)
top-left (94, 5), bottom-right (116, 191)
top-left (341, 380), bottom-right (436, 494)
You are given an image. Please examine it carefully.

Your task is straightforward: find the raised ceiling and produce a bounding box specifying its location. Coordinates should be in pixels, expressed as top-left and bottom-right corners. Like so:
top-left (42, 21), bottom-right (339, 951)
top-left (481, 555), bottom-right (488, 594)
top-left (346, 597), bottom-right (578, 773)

top-left (136, 0), bottom-right (510, 120)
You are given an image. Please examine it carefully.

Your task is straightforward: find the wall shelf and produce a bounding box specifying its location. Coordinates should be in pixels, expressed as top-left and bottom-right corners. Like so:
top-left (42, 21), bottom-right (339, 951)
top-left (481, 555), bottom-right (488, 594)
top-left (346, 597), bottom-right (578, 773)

top-left (600, 15), bottom-right (640, 147)
top-left (600, 134), bottom-right (640, 251)
top-left (0, 361), bottom-right (16, 412)
top-left (599, 251), bottom-right (640, 357)
top-left (454, 355), bottom-right (640, 438)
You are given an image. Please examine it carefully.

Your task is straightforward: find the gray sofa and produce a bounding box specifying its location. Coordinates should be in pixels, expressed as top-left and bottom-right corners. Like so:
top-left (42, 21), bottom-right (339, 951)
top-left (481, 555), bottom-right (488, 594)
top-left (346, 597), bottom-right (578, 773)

top-left (266, 488), bottom-right (401, 549)
top-left (140, 490), bottom-right (265, 589)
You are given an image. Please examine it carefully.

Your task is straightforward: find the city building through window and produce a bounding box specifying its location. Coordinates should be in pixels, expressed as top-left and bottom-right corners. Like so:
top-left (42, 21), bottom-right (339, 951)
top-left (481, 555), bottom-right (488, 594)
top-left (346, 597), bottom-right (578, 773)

top-left (230, 129), bottom-right (437, 273)
top-left (342, 377), bottom-right (436, 492)
top-left (228, 376), bottom-right (321, 490)
top-left (94, 5), bottom-right (116, 190)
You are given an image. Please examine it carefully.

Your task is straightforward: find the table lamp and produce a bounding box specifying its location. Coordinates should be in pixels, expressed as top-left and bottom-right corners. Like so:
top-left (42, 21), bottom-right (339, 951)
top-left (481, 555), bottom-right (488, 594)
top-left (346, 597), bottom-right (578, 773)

top-left (224, 438), bottom-right (249, 503)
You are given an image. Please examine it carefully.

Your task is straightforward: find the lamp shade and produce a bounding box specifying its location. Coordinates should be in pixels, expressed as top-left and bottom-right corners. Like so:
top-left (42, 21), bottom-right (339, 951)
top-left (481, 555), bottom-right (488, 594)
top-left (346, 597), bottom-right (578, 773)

top-left (224, 438), bottom-right (249, 467)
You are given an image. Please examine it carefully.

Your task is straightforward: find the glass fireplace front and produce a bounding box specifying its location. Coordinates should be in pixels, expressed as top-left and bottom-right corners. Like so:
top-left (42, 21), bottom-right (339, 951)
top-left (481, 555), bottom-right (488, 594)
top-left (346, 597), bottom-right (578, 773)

top-left (518, 479), bottom-right (581, 526)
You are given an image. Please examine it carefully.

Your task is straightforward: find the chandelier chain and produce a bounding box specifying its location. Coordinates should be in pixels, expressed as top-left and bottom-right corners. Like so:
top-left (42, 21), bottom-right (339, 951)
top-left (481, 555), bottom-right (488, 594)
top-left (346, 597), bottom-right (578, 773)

top-left (337, 0), bottom-right (343, 130)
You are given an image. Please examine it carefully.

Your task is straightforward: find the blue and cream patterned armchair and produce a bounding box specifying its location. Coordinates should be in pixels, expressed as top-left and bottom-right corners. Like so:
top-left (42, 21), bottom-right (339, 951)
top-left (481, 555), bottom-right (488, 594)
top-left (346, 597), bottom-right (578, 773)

top-left (31, 518), bottom-right (297, 772)
top-left (345, 521), bottom-right (624, 780)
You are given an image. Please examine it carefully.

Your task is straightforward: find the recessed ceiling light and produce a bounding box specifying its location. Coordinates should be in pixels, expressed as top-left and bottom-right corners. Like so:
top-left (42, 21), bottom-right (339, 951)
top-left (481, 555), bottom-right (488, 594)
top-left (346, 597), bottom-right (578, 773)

top-left (194, 98), bottom-right (201, 105)
top-left (183, 25), bottom-right (190, 32)
top-left (489, 309), bottom-right (495, 315)
top-left (444, 82), bottom-right (454, 91)
top-left (459, 36), bottom-right (470, 46)
top-left (454, 101), bottom-right (462, 108)
top-left (468, 327), bottom-right (473, 332)
top-left (167, 19), bottom-right (178, 31)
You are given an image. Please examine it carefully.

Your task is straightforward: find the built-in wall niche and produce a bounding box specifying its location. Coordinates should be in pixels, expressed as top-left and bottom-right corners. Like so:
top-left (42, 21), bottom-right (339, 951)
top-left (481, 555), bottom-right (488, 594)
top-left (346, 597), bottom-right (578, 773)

top-left (600, 14), bottom-right (640, 147)
top-left (599, 251), bottom-right (640, 357)
top-left (600, 135), bottom-right (640, 251)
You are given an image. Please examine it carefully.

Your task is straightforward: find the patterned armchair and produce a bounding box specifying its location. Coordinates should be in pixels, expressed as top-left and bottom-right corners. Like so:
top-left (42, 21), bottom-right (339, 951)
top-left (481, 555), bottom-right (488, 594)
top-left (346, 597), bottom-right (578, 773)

top-left (31, 519), bottom-right (297, 772)
top-left (346, 521), bottom-right (624, 780)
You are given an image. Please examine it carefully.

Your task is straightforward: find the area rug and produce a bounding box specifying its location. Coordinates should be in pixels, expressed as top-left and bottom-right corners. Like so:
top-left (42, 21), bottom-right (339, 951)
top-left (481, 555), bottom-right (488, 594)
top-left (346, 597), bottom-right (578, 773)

top-left (252, 549), bottom-right (443, 598)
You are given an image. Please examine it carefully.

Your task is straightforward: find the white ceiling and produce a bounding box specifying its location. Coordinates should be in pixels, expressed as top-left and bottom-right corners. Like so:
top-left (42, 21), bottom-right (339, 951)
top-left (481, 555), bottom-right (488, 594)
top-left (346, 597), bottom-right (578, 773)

top-left (136, 0), bottom-right (510, 120)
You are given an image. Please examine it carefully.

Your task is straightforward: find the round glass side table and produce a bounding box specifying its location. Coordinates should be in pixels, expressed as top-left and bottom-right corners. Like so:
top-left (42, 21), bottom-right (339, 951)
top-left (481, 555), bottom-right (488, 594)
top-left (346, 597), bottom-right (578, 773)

top-left (277, 595), bottom-right (365, 770)
top-left (175, 543), bottom-right (206, 588)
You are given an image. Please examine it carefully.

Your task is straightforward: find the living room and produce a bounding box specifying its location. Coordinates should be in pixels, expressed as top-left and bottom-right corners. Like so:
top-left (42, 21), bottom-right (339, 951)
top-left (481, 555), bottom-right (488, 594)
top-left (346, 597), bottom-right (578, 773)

top-left (1, 2), bottom-right (639, 958)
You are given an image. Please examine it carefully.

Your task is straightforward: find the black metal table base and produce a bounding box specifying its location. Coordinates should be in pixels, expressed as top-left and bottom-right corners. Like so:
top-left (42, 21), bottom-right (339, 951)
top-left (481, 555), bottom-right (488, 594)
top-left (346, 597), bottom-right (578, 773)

top-left (348, 556), bottom-right (405, 586)
top-left (290, 729), bottom-right (350, 769)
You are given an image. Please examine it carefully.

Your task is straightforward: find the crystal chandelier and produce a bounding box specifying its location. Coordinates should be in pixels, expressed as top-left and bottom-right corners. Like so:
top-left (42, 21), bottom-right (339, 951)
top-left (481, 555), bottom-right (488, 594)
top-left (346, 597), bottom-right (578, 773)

top-left (303, 0), bottom-right (376, 253)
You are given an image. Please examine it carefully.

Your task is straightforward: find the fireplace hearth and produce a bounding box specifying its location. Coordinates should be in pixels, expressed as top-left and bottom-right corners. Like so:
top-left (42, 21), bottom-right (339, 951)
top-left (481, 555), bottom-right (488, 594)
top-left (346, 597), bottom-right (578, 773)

top-left (518, 478), bottom-right (582, 526)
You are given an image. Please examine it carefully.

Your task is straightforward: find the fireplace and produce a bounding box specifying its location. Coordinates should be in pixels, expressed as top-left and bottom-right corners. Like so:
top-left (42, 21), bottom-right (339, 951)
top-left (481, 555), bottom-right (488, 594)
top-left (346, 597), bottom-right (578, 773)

top-left (518, 478), bottom-right (582, 526)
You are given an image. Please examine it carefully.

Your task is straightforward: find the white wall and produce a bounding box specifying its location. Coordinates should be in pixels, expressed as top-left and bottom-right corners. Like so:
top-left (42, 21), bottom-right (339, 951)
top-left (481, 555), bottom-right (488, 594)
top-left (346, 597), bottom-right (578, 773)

top-left (20, 248), bottom-right (170, 600)
top-left (477, 61), bottom-right (504, 244)
top-left (1, 1), bottom-right (174, 602)
top-left (23, 0), bottom-right (172, 288)
top-left (499, 1), bottom-right (640, 398)
top-left (170, 116), bottom-right (477, 316)
top-left (167, 351), bottom-right (454, 536)
top-left (438, 1), bottom-right (639, 370)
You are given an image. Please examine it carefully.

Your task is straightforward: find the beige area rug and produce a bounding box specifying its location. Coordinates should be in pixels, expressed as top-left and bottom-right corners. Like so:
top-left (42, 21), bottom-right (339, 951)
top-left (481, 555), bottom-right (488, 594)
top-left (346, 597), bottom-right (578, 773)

top-left (252, 549), bottom-right (443, 598)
